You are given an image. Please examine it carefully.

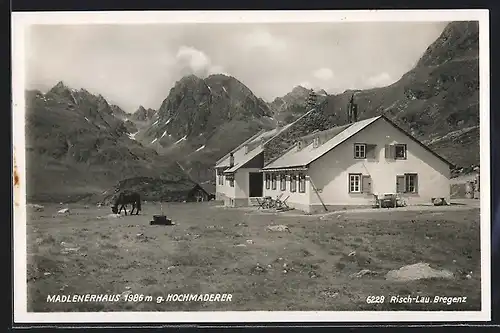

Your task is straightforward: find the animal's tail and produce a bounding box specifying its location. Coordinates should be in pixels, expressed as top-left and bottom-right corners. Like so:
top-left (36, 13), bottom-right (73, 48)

top-left (137, 197), bottom-right (142, 212)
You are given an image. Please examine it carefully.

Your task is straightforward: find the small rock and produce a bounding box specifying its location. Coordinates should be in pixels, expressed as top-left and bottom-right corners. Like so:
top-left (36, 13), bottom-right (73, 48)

top-left (283, 263), bottom-right (287, 268)
top-left (348, 251), bottom-right (356, 257)
top-left (266, 224), bottom-right (290, 232)
top-left (235, 244), bottom-right (247, 247)
top-left (44, 272), bottom-right (51, 276)
top-left (125, 286), bottom-right (131, 290)
top-left (83, 205), bottom-right (90, 209)
top-left (386, 263), bottom-right (454, 282)
top-left (246, 239), bottom-right (254, 244)
top-left (350, 269), bottom-right (373, 278)
top-left (29, 204), bottom-right (45, 212)
top-left (57, 208), bottom-right (70, 214)
top-left (136, 233), bottom-right (144, 237)
top-left (267, 264), bottom-right (272, 268)
top-left (278, 257), bottom-right (283, 261)
top-left (167, 266), bottom-right (176, 271)
top-left (283, 269), bottom-right (287, 274)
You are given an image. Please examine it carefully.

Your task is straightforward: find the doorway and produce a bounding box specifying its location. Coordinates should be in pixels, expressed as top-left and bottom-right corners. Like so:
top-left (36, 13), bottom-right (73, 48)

top-left (249, 172), bottom-right (263, 197)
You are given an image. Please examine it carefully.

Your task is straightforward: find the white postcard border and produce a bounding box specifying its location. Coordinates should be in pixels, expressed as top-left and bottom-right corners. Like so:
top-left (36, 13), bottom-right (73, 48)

top-left (12, 9), bottom-right (491, 323)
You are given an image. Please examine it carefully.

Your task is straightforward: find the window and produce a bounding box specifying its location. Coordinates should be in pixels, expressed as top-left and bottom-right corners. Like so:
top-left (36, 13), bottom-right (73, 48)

top-left (271, 174), bottom-right (277, 190)
top-left (230, 179), bottom-right (234, 187)
top-left (349, 173), bottom-right (362, 193)
top-left (396, 173), bottom-right (418, 193)
top-left (244, 145), bottom-right (249, 154)
top-left (313, 137), bottom-right (320, 148)
top-left (218, 174), bottom-right (223, 185)
top-left (395, 144), bottom-right (407, 159)
top-left (354, 144), bottom-right (366, 159)
top-left (385, 144), bottom-right (407, 160)
top-left (290, 175), bottom-right (297, 192)
top-left (297, 141), bottom-right (303, 150)
top-left (280, 174), bottom-right (286, 191)
top-left (298, 173), bottom-right (306, 193)
top-left (265, 173), bottom-right (270, 189)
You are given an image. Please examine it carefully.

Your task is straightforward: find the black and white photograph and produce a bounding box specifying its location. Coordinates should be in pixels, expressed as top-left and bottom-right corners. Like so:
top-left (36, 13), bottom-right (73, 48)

top-left (12, 10), bottom-right (490, 323)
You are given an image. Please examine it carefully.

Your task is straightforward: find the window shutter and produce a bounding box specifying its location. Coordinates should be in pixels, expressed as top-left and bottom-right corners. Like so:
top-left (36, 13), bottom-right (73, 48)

top-left (414, 174), bottom-right (419, 193)
top-left (396, 175), bottom-right (405, 193)
top-left (366, 144), bottom-right (377, 159)
top-left (362, 175), bottom-right (372, 193)
top-left (384, 145), bottom-right (390, 158)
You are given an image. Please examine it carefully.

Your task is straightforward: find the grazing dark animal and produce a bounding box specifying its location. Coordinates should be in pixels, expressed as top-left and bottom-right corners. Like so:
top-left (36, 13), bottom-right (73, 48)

top-left (111, 191), bottom-right (142, 215)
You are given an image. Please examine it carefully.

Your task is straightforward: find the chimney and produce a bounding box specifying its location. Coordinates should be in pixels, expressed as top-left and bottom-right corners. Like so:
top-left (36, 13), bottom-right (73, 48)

top-left (347, 93), bottom-right (357, 123)
top-left (229, 153), bottom-right (234, 167)
top-left (352, 104), bottom-right (358, 122)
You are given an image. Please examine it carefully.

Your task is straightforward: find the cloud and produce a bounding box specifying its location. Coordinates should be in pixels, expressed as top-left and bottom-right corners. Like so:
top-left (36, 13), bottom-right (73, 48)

top-left (175, 46), bottom-right (226, 77)
top-left (241, 29), bottom-right (287, 52)
top-left (364, 72), bottom-right (395, 88)
top-left (312, 68), bottom-right (334, 81)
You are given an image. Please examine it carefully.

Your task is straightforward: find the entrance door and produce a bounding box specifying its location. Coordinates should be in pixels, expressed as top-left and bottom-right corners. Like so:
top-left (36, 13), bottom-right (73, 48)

top-left (249, 172), bottom-right (264, 197)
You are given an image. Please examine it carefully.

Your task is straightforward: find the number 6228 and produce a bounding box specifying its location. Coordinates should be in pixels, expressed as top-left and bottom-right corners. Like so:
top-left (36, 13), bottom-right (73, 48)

top-left (366, 296), bottom-right (385, 304)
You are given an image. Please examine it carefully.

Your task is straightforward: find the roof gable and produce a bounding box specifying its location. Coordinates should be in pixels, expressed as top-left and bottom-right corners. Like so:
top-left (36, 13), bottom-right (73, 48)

top-left (263, 116), bottom-right (380, 170)
top-left (380, 115), bottom-right (454, 167)
top-left (262, 115), bottom-right (454, 170)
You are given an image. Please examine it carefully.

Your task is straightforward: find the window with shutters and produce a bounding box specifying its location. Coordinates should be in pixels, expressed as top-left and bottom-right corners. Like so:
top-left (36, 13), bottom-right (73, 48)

top-left (280, 174), bottom-right (286, 191)
top-left (396, 173), bottom-right (418, 193)
top-left (405, 173), bottom-right (418, 193)
top-left (354, 143), bottom-right (366, 159)
top-left (395, 144), bottom-right (407, 159)
top-left (290, 175), bottom-right (297, 192)
top-left (271, 174), bottom-right (277, 190)
top-left (349, 173), bottom-right (362, 193)
top-left (385, 144), bottom-right (407, 160)
top-left (313, 137), bottom-right (320, 148)
top-left (298, 173), bottom-right (306, 193)
top-left (265, 173), bottom-right (270, 189)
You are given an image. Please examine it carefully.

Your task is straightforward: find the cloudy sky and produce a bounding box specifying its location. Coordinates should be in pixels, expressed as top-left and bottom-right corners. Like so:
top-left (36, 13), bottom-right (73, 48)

top-left (25, 22), bottom-right (449, 112)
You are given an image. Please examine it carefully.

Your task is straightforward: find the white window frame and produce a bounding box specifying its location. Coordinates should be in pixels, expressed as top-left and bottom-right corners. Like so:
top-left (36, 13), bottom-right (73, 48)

top-left (354, 143), bottom-right (366, 159)
top-left (313, 137), bottom-right (320, 148)
top-left (349, 173), bottom-right (362, 193)
top-left (394, 144), bottom-right (407, 159)
top-left (298, 173), bottom-right (306, 193)
top-left (405, 173), bottom-right (417, 193)
top-left (280, 174), bottom-right (286, 191)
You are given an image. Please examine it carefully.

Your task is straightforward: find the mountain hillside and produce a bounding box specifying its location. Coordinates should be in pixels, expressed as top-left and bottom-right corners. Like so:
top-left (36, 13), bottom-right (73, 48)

top-left (131, 105), bottom-right (156, 123)
top-left (278, 21), bottom-right (479, 169)
top-left (270, 86), bottom-right (328, 123)
top-left (25, 82), bottom-right (192, 203)
top-left (135, 74), bottom-right (276, 185)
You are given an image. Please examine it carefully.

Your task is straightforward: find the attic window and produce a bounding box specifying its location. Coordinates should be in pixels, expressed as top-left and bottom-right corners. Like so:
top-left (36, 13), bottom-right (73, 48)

top-left (385, 144), bottom-right (407, 160)
top-left (297, 141), bottom-right (303, 150)
top-left (354, 144), bottom-right (366, 159)
top-left (394, 144), bottom-right (407, 159)
top-left (313, 137), bottom-right (320, 148)
top-left (244, 145), bottom-right (249, 154)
